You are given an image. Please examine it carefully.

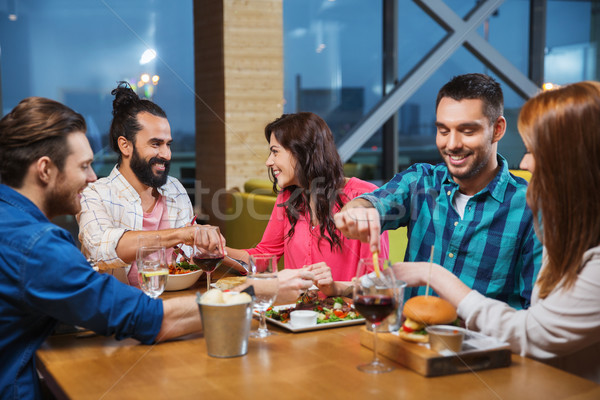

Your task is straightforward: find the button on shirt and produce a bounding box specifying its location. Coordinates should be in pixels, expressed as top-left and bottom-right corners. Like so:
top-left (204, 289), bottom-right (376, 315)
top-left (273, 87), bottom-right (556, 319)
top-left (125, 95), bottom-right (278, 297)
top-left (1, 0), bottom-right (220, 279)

top-left (360, 156), bottom-right (542, 309)
top-left (0, 184), bottom-right (162, 399)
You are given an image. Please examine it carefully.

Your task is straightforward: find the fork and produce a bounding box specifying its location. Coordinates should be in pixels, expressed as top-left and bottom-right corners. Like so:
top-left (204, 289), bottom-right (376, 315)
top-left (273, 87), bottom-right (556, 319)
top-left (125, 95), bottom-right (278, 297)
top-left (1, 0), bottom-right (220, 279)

top-left (297, 290), bottom-right (311, 305)
top-left (172, 244), bottom-right (191, 262)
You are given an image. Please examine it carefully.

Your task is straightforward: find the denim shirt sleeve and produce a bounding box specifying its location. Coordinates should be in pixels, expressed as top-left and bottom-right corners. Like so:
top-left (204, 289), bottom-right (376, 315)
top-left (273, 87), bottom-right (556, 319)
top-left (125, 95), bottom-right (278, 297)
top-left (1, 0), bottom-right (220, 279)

top-left (22, 224), bottom-right (163, 343)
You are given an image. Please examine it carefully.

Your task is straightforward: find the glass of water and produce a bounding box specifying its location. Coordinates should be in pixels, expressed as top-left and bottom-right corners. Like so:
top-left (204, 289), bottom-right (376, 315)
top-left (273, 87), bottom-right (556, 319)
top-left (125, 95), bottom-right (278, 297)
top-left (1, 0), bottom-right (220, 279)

top-left (248, 254), bottom-right (279, 338)
top-left (137, 246), bottom-right (168, 299)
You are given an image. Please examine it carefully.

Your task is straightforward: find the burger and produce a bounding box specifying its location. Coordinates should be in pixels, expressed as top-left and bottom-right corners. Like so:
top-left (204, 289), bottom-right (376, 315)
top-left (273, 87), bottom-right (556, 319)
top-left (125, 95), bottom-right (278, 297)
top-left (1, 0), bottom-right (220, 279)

top-left (398, 296), bottom-right (457, 343)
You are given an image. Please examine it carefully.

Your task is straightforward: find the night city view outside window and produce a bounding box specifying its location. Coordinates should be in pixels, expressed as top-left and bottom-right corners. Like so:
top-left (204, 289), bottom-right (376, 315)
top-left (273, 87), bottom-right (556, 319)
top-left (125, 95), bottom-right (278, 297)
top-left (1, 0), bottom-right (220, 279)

top-left (283, 0), bottom-right (383, 179)
top-left (283, 0), bottom-right (599, 182)
top-left (0, 0), bottom-right (194, 241)
top-left (0, 0), bottom-right (195, 181)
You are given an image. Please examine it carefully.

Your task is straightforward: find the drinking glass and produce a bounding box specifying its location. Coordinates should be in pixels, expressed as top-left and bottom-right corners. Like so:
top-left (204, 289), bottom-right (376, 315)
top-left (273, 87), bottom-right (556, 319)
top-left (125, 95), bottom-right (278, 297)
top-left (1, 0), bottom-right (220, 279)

top-left (353, 258), bottom-right (398, 373)
top-left (137, 246), bottom-right (168, 299)
top-left (138, 234), bottom-right (176, 269)
top-left (191, 226), bottom-right (225, 291)
top-left (247, 254), bottom-right (279, 338)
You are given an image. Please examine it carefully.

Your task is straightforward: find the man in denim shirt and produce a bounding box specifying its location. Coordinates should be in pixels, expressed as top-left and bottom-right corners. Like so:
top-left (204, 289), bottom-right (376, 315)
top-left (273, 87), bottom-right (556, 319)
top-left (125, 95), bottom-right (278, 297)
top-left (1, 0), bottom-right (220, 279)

top-left (0, 97), bottom-right (202, 399)
top-left (335, 74), bottom-right (542, 309)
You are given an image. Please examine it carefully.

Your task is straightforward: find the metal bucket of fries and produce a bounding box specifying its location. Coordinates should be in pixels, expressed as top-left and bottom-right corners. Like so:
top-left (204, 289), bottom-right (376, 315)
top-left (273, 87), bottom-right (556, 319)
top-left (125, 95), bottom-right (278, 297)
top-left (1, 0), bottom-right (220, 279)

top-left (196, 289), bottom-right (253, 358)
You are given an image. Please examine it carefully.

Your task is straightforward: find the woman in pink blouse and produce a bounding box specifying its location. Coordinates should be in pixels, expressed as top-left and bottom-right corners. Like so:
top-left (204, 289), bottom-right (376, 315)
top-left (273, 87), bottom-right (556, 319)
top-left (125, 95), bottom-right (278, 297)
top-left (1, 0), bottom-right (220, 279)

top-left (227, 112), bottom-right (388, 296)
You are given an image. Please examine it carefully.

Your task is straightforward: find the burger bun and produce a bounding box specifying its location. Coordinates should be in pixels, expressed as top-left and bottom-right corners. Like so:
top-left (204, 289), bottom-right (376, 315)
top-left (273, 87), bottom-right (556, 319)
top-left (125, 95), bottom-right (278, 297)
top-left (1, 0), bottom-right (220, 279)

top-left (403, 296), bottom-right (457, 325)
top-left (397, 330), bottom-right (429, 343)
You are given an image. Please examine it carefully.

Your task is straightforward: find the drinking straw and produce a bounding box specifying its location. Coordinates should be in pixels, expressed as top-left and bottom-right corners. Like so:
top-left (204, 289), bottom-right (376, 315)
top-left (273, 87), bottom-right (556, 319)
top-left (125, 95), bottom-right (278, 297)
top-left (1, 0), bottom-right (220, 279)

top-left (425, 245), bottom-right (434, 297)
top-left (372, 251), bottom-right (381, 278)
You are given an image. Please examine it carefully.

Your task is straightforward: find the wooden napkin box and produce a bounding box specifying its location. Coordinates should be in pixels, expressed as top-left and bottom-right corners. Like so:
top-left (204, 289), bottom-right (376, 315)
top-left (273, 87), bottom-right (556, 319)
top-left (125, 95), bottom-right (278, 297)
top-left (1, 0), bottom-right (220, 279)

top-left (359, 327), bottom-right (512, 377)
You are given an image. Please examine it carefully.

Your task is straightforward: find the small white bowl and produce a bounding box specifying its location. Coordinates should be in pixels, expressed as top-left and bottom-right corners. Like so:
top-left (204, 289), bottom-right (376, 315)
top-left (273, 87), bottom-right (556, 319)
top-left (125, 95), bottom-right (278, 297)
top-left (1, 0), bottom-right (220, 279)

top-left (289, 310), bottom-right (318, 328)
top-left (165, 270), bottom-right (203, 291)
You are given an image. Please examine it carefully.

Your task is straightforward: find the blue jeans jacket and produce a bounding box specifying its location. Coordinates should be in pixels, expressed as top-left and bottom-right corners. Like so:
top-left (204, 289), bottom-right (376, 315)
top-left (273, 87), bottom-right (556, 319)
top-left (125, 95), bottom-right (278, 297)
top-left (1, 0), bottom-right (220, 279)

top-left (0, 184), bottom-right (163, 399)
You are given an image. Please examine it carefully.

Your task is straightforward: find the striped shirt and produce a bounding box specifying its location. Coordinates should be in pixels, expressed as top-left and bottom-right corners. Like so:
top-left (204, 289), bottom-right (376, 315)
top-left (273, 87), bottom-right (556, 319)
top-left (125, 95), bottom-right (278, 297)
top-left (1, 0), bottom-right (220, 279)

top-left (77, 165), bottom-right (193, 282)
top-left (360, 155), bottom-right (542, 309)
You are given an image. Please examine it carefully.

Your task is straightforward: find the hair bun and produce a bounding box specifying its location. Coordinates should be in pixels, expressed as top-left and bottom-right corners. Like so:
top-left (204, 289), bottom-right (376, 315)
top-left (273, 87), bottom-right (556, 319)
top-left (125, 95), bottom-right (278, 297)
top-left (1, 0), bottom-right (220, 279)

top-left (111, 82), bottom-right (139, 116)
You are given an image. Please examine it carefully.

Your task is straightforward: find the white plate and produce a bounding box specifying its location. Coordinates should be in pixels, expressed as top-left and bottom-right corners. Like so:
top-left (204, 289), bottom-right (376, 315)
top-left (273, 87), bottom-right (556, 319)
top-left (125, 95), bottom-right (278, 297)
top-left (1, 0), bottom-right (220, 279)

top-left (258, 304), bottom-right (365, 333)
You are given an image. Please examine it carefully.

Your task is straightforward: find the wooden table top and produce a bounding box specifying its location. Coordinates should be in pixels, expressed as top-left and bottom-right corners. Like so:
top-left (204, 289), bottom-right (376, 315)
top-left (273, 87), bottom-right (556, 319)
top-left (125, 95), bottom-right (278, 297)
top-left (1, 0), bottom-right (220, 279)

top-left (36, 271), bottom-right (600, 400)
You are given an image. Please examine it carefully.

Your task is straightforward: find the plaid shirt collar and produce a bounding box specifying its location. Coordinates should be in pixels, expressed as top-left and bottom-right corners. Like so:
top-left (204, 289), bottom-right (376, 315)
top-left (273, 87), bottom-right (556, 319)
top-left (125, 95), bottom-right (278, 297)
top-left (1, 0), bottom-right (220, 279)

top-left (441, 154), bottom-right (510, 204)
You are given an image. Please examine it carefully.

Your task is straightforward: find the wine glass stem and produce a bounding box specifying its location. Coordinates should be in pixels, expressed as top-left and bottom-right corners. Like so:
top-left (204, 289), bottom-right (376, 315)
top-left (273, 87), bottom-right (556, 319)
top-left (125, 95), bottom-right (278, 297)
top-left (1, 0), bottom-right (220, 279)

top-left (206, 272), bottom-right (211, 291)
top-left (372, 323), bottom-right (379, 364)
top-left (259, 311), bottom-right (268, 332)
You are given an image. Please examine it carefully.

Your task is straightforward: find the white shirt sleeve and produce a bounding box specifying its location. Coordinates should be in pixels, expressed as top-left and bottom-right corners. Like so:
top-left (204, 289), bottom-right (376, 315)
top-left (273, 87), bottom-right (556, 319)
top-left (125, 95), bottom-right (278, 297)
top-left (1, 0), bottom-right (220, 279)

top-left (77, 182), bottom-right (133, 269)
top-left (457, 247), bottom-right (600, 361)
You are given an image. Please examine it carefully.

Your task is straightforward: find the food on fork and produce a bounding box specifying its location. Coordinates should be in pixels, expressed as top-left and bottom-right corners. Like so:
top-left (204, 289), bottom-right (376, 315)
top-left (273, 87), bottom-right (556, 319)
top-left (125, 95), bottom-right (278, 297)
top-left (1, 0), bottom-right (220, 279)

top-left (398, 296), bottom-right (457, 343)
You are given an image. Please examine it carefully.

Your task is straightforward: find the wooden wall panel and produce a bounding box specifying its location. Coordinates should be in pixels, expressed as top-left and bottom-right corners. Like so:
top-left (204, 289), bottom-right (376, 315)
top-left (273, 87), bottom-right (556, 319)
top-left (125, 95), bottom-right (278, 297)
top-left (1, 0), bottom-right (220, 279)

top-left (194, 0), bottom-right (283, 227)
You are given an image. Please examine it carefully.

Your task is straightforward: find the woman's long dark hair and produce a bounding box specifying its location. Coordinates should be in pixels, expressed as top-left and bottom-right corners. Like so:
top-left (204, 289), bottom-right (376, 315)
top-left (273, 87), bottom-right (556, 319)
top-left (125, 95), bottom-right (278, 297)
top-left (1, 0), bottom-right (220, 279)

top-left (518, 81), bottom-right (600, 298)
top-left (265, 112), bottom-right (346, 251)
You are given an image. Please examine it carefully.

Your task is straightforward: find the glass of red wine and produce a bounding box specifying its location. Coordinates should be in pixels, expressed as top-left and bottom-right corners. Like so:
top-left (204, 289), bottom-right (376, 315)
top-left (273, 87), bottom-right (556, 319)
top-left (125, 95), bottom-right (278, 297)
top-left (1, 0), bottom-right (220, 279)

top-left (353, 257), bottom-right (398, 373)
top-left (192, 226), bottom-right (225, 291)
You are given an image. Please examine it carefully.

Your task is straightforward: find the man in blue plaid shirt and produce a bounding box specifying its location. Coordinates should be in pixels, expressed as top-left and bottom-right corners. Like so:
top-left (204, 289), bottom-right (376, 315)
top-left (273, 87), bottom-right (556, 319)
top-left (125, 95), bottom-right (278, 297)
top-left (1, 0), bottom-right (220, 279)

top-left (335, 73), bottom-right (542, 309)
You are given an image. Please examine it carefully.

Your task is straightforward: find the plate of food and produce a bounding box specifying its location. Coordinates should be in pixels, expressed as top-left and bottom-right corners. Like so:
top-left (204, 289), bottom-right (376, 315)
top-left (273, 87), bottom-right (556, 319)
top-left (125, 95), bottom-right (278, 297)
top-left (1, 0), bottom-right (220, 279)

top-left (263, 289), bottom-right (365, 332)
top-left (165, 261), bottom-right (203, 291)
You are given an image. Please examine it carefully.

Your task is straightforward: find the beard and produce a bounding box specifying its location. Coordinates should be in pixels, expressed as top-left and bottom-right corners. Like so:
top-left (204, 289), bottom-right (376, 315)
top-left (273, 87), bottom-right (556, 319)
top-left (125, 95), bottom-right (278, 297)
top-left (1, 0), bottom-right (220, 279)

top-left (130, 146), bottom-right (170, 188)
top-left (45, 176), bottom-right (82, 218)
top-left (442, 150), bottom-right (490, 181)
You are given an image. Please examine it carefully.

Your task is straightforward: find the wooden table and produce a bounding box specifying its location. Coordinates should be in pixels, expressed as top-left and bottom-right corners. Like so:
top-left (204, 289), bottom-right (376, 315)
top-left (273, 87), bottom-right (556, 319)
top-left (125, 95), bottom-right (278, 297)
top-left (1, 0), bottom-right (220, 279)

top-left (37, 273), bottom-right (600, 400)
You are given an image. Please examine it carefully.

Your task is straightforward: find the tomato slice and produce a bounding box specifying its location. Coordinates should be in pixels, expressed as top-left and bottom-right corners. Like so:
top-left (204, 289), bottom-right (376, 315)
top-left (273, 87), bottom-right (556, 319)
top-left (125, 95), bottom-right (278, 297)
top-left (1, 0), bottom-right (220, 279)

top-left (333, 310), bottom-right (347, 318)
top-left (401, 325), bottom-right (415, 333)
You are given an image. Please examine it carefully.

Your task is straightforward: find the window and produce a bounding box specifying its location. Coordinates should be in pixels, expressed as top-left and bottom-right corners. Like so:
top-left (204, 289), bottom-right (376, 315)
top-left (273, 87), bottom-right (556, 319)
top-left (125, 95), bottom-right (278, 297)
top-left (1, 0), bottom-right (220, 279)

top-left (283, 0), bottom-right (600, 179)
top-left (545, 0), bottom-right (598, 85)
top-left (0, 0), bottom-right (194, 180)
top-left (283, 0), bottom-right (382, 144)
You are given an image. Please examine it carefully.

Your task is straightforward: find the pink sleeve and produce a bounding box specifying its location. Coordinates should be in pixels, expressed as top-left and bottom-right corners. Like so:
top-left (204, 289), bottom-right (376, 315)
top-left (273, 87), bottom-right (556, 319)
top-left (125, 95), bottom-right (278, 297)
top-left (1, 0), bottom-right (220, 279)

top-left (245, 195), bottom-right (286, 259)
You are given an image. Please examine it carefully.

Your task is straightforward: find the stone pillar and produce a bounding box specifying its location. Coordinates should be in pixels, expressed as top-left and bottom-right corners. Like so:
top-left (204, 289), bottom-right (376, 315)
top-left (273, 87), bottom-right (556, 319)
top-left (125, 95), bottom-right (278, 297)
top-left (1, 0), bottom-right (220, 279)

top-left (193, 0), bottom-right (283, 229)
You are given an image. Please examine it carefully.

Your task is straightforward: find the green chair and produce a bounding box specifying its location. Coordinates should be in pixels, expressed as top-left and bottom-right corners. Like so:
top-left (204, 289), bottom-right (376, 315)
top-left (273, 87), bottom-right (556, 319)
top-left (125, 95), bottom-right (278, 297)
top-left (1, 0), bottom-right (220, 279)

top-left (243, 179), bottom-right (277, 196)
top-left (509, 169), bottom-right (531, 182)
top-left (387, 226), bottom-right (408, 264)
top-left (223, 185), bottom-right (285, 270)
top-left (224, 191), bottom-right (275, 249)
